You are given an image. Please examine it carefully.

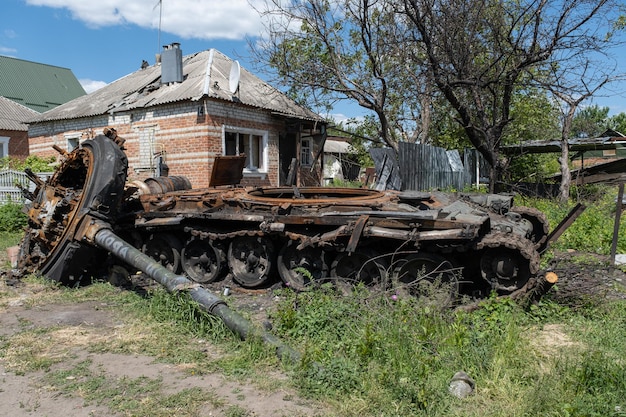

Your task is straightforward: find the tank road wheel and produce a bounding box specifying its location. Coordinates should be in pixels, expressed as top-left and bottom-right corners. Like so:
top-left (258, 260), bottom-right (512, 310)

top-left (142, 233), bottom-right (183, 273)
top-left (393, 253), bottom-right (457, 297)
top-left (228, 236), bottom-right (275, 288)
top-left (181, 238), bottom-right (225, 283)
top-left (277, 240), bottom-right (327, 291)
top-left (330, 248), bottom-right (388, 288)
top-left (477, 232), bottom-right (540, 293)
top-left (480, 247), bottom-right (531, 293)
top-left (17, 135), bottom-right (128, 284)
top-left (510, 206), bottom-right (549, 249)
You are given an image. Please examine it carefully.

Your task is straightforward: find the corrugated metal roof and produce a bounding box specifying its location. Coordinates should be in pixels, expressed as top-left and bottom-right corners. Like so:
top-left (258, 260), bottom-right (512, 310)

top-left (502, 136), bottom-right (626, 154)
top-left (324, 139), bottom-right (353, 153)
top-left (0, 96), bottom-right (40, 131)
top-left (0, 56), bottom-right (86, 112)
top-left (32, 49), bottom-right (323, 123)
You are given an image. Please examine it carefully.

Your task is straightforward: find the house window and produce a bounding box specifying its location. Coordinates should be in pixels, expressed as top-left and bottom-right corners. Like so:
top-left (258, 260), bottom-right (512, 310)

top-left (66, 135), bottom-right (80, 152)
top-left (223, 127), bottom-right (268, 173)
top-left (0, 137), bottom-right (9, 158)
top-left (301, 138), bottom-right (312, 166)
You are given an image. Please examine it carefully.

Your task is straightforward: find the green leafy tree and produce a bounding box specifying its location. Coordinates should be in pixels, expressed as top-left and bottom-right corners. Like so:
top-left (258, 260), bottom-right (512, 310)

top-left (254, 0), bottom-right (623, 192)
top-left (501, 89), bottom-right (561, 183)
top-left (400, 0), bottom-right (622, 191)
top-left (571, 105), bottom-right (610, 138)
top-left (253, 0), bottom-right (432, 152)
top-left (329, 116), bottom-right (381, 167)
top-left (608, 112), bottom-right (626, 134)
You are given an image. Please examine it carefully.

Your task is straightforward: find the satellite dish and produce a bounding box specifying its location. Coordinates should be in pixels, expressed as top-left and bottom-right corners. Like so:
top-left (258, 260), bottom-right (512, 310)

top-left (229, 60), bottom-right (241, 94)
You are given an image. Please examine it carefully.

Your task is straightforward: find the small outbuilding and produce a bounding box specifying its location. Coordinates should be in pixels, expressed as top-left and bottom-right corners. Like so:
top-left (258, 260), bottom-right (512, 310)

top-left (0, 96), bottom-right (38, 159)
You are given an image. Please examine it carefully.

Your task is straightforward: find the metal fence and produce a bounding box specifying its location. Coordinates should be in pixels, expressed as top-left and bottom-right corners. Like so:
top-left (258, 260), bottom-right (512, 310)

top-left (0, 170), bottom-right (52, 205)
top-left (370, 143), bottom-right (480, 191)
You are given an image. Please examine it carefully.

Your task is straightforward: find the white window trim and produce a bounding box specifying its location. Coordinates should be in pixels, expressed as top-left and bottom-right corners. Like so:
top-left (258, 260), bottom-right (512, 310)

top-left (301, 137), bottom-right (312, 167)
top-left (64, 133), bottom-right (81, 152)
top-left (0, 136), bottom-right (8, 158)
top-left (222, 125), bottom-right (269, 175)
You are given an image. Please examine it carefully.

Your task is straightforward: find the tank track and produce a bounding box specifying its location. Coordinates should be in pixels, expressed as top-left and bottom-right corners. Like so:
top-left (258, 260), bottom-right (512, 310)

top-left (15, 131), bottom-right (554, 301)
top-left (475, 232), bottom-right (540, 293)
top-left (510, 206), bottom-right (550, 248)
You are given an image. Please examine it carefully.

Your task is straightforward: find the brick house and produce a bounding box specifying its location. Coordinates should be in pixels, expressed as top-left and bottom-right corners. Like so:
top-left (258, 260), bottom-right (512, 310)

top-left (28, 45), bottom-right (327, 188)
top-left (0, 96), bottom-right (39, 159)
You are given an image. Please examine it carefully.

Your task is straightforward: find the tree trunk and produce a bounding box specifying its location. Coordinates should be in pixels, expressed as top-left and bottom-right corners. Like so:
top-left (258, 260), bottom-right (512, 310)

top-left (558, 104), bottom-right (575, 204)
top-left (558, 139), bottom-right (571, 204)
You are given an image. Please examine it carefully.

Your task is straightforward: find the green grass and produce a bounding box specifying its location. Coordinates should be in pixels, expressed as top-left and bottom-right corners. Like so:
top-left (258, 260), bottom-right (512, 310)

top-left (3, 189), bottom-right (626, 416)
top-left (269, 286), bottom-right (626, 416)
top-left (3, 268), bottom-right (626, 416)
top-left (519, 185), bottom-right (626, 254)
top-left (45, 359), bottom-right (218, 417)
top-left (0, 231), bottom-right (22, 249)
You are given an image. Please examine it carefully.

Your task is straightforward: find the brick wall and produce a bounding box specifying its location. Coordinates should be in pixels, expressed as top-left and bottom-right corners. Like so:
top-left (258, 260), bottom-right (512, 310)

top-left (28, 99), bottom-right (295, 188)
top-left (0, 129), bottom-right (29, 158)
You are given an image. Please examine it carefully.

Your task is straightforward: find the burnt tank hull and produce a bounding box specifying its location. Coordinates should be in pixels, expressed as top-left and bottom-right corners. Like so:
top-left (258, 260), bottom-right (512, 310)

top-left (18, 135), bottom-right (548, 297)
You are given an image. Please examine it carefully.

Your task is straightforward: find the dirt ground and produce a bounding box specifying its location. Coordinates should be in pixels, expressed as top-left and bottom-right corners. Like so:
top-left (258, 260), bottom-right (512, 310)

top-left (0, 258), bottom-right (325, 417)
top-left (1, 250), bottom-right (626, 417)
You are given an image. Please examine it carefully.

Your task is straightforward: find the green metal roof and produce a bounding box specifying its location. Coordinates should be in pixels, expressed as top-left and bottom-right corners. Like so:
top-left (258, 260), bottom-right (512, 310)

top-left (0, 56), bottom-right (86, 112)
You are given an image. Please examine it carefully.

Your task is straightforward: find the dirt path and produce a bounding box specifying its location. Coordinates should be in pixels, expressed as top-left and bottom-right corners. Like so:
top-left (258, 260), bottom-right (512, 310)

top-left (0, 282), bottom-right (323, 417)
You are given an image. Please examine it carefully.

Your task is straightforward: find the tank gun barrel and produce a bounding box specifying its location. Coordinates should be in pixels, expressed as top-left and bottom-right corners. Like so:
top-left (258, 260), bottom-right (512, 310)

top-left (82, 218), bottom-right (300, 365)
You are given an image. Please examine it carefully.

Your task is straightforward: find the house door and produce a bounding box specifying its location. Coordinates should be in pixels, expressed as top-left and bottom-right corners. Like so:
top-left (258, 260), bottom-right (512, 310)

top-left (279, 132), bottom-right (297, 185)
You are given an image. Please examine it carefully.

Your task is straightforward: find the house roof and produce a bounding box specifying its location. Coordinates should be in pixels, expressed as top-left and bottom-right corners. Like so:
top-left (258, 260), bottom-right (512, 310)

top-left (501, 136), bottom-right (626, 155)
top-left (551, 158), bottom-right (626, 185)
top-left (0, 96), bottom-right (40, 131)
top-left (0, 56), bottom-right (86, 112)
top-left (324, 138), bottom-right (353, 154)
top-left (32, 49), bottom-right (324, 124)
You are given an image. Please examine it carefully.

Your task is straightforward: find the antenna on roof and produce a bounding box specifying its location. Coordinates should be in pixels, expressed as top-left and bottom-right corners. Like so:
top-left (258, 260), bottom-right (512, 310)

top-left (154, 0), bottom-right (163, 58)
top-left (229, 60), bottom-right (241, 94)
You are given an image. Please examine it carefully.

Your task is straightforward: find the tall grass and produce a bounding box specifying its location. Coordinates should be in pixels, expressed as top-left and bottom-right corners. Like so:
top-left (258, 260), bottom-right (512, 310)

top-left (519, 185), bottom-right (626, 254)
top-left (269, 285), bottom-right (626, 416)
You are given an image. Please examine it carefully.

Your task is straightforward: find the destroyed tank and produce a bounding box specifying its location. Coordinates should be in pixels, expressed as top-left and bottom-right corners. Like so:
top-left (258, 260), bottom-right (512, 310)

top-left (17, 134), bottom-right (555, 297)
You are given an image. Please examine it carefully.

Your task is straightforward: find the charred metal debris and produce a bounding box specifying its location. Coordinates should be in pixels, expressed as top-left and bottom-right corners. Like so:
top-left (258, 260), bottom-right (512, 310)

top-left (17, 133), bottom-right (584, 300)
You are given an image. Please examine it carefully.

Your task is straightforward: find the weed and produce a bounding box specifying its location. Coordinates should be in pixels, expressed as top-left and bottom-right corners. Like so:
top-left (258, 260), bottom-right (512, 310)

top-left (0, 203), bottom-right (27, 233)
top-left (1, 327), bottom-right (66, 374)
top-left (45, 361), bottom-right (212, 417)
top-left (224, 405), bottom-right (253, 417)
top-left (519, 188), bottom-right (626, 254)
top-left (0, 231), bottom-right (22, 250)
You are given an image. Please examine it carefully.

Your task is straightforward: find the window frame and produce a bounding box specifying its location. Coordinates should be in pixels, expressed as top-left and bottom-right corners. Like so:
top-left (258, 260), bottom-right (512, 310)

top-left (300, 137), bottom-right (312, 167)
top-left (0, 136), bottom-right (9, 158)
top-left (65, 134), bottom-right (80, 152)
top-left (222, 126), bottom-right (269, 174)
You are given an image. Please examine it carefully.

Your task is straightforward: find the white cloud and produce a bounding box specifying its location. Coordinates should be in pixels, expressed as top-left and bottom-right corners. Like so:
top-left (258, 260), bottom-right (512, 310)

top-left (79, 78), bottom-right (108, 93)
top-left (26, 0), bottom-right (265, 40)
top-left (0, 46), bottom-right (17, 55)
top-left (327, 113), bottom-right (366, 126)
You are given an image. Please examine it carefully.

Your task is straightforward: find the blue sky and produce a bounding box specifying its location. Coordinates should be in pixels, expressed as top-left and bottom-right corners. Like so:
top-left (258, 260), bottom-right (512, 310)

top-left (2, 0), bottom-right (626, 122)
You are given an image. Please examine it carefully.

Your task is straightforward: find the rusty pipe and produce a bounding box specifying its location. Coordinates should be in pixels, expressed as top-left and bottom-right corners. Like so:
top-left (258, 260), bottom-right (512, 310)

top-left (87, 222), bottom-right (301, 364)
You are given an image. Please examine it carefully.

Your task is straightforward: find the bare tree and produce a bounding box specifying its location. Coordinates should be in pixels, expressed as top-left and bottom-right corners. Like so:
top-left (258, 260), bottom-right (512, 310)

top-left (541, 58), bottom-right (617, 203)
top-left (251, 0), bottom-right (432, 151)
top-left (400, 0), bottom-right (620, 191)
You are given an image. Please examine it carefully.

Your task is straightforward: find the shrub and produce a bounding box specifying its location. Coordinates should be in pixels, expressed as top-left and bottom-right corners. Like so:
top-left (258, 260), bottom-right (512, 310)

top-left (0, 155), bottom-right (56, 172)
top-left (0, 202), bottom-right (27, 233)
